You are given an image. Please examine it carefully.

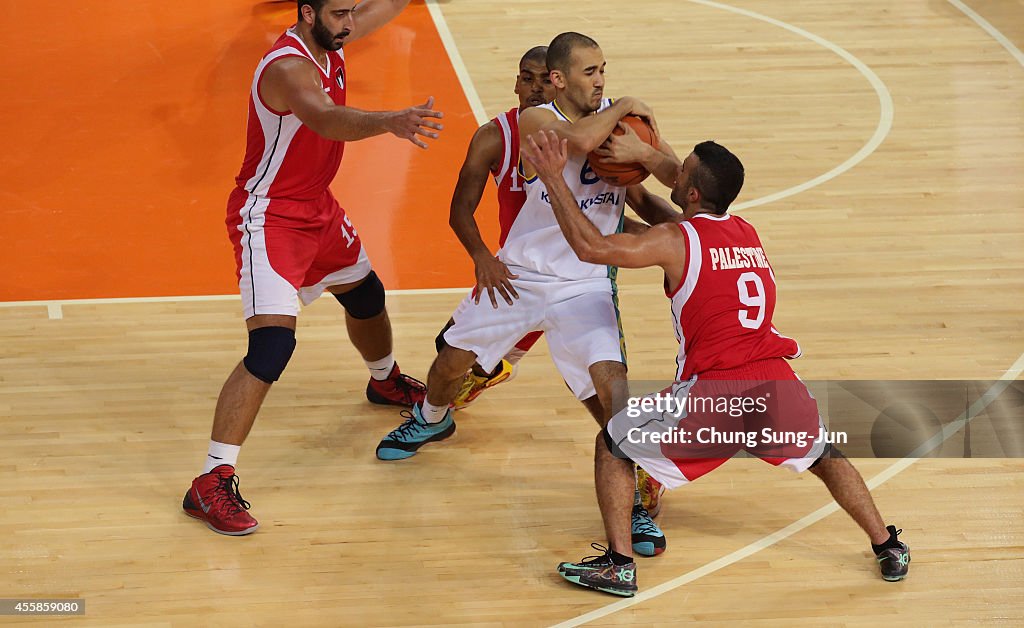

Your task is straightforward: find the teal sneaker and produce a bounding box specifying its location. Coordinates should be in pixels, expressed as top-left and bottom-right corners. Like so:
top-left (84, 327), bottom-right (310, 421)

top-left (557, 543), bottom-right (637, 597)
top-left (376, 404), bottom-right (455, 460)
top-left (632, 503), bottom-right (666, 556)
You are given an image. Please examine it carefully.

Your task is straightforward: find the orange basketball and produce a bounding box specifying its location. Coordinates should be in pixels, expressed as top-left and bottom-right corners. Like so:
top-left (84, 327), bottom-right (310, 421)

top-left (587, 115), bottom-right (657, 187)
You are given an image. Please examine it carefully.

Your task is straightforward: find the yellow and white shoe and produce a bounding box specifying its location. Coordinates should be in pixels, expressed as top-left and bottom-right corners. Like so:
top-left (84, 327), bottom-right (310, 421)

top-left (451, 359), bottom-right (517, 410)
top-left (637, 466), bottom-right (666, 519)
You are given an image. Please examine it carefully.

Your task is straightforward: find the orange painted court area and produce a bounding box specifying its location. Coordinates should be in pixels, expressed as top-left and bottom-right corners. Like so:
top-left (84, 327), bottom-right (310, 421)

top-left (0, 1), bottom-right (491, 302)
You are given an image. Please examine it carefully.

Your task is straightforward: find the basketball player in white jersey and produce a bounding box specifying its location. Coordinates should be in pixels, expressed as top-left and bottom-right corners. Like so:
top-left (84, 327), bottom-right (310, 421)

top-left (438, 46), bottom-right (659, 412)
top-left (377, 32), bottom-right (681, 556)
top-left (523, 130), bottom-right (910, 596)
top-left (182, 0), bottom-right (444, 536)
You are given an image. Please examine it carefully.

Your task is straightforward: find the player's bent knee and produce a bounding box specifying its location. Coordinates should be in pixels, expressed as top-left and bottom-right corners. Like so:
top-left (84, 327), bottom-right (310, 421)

top-left (333, 271), bottom-right (385, 320)
top-left (242, 326), bottom-right (296, 383)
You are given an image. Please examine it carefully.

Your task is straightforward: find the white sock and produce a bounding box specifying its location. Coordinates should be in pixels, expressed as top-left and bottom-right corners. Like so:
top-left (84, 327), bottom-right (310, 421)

top-left (420, 399), bottom-right (448, 423)
top-left (204, 440), bottom-right (241, 474)
top-left (366, 354), bottom-right (396, 381)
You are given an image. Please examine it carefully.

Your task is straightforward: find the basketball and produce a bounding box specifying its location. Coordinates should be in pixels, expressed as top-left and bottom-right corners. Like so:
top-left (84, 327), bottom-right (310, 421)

top-left (587, 115), bottom-right (657, 187)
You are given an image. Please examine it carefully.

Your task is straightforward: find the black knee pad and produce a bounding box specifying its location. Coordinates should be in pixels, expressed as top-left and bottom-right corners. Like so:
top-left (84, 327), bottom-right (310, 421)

top-left (808, 443), bottom-right (834, 469)
top-left (333, 271), bottom-right (385, 320)
top-left (242, 326), bottom-right (296, 383)
top-left (435, 319), bottom-right (455, 354)
top-left (602, 427), bottom-right (634, 463)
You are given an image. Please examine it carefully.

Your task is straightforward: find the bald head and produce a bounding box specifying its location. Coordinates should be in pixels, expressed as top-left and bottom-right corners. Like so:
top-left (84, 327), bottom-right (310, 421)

top-left (546, 32), bottom-right (599, 74)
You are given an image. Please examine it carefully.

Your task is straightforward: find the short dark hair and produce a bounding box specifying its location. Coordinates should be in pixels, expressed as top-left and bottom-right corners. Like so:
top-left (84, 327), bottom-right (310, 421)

top-left (546, 32), bottom-right (599, 74)
top-left (691, 141), bottom-right (745, 214)
top-left (297, 0), bottom-right (329, 20)
top-left (520, 46), bottom-right (548, 68)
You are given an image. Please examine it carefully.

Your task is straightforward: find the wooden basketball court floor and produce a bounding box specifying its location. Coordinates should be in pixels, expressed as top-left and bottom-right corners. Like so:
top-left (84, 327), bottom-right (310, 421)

top-left (1, 0), bottom-right (1022, 624)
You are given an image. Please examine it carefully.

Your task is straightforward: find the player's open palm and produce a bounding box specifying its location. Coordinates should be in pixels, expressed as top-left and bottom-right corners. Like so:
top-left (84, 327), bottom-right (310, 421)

top-left (387, 96), bottom-right (444, 149)
top-left (473, 255), bottom-right (520, 308)
top-left (523, 130), bottom-right (568, 180)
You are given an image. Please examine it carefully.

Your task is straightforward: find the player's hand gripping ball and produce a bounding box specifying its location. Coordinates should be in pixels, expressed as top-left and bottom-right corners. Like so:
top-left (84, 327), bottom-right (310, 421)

top-left (587, 115), bottom-right (657, 186)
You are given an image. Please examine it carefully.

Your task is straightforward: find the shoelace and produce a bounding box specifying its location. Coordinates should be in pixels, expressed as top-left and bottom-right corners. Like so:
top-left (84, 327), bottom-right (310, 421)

top-left (392, 374), bottom-right (427, 405)
top-left (577, 542), bottom-right (615, 566)
top-left (389, 410), bottom-right (427, 440)
top-left (213, 473), bottom-right (251, 516)
top-left (632, 506), bottom-right (660, 535)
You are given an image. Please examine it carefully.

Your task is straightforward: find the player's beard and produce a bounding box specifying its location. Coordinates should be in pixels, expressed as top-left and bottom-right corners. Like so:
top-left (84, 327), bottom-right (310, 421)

top-left (312, 15), bottom-right (349, 51)
top-left (579, 84), bottom-right (603, 114)
top-left (670, 186), bottom-right (684, 207)
top-left (565, 85), bottom-right (598, 116)
top-left (671, 178), bottom-right (692, 207)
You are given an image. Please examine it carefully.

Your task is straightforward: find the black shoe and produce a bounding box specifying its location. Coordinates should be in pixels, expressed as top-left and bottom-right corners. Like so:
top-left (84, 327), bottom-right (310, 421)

top-left (557, 543), bottom-right (637, 597)
top-left (875, 527), bottom-right (910, 581)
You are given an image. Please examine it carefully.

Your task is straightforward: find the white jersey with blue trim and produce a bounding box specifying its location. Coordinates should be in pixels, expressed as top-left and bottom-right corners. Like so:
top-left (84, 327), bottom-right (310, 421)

top-left (497, 98), bottom-right (626, 284)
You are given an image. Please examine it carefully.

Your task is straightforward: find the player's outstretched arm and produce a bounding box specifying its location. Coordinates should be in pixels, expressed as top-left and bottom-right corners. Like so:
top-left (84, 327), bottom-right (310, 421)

top-left (449, 122), bottom-right (521, 307)
top-left (523, 130), bottom-right (684, 275)
top-left (344, 0), bottom-right (412, 45)
top-left (626, 185), bottom-right (682, 226)
top-left (261, 58), bottom-right (443, 147)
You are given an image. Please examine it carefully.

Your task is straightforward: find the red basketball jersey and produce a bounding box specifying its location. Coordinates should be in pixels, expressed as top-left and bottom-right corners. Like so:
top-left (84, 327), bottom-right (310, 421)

top-left (668, 213), bottom-right (800, 380)
top-left (490, 107), bottom-right (527, 247)
top-left (234, 29), bottom-right (348, 201)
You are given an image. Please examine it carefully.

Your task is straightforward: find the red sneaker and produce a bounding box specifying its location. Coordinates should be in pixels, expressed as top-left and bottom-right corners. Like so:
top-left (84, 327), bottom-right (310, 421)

top-left (366, 363), bottom-right (426, 407)
top-left (182, 465), bottom-right (259, 536)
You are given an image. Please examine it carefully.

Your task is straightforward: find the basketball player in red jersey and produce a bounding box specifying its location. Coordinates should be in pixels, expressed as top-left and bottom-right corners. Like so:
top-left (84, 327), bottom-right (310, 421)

top-left (182, 0), bottom-right (444, 536)
top-left (524, 130), bottom-right (910, 596)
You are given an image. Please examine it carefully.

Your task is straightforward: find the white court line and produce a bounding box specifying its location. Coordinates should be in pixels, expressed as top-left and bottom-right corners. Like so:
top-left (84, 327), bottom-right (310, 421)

top-left (0, 287), bottom-right (473, 314)
top-left (550, 1), bottom-right (1024, 625)
top-left (425, 0), bottom-right (489, 125)
top-left (947, 0), bottom-right (1024, 67)
top-left (693, 0), bottom-right (896, 212)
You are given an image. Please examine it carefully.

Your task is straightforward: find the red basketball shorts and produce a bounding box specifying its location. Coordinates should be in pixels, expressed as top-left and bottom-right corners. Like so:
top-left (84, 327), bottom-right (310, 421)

top-left (606, 358), bottom-right (829, 489)
top-left (226, 187), bottom-right (371, 318)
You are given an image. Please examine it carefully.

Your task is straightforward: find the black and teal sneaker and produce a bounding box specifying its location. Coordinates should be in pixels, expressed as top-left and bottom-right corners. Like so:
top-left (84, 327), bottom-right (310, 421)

top-left (875, 527), bottom-right (910, 581)
top-left (632, 503), bottom-right (666, 556)
top-left (376, 404), bottom-right (455, 461)
top-left (557, 543), bottom-right (637, 597)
